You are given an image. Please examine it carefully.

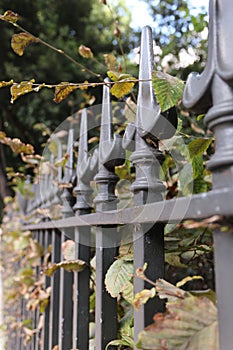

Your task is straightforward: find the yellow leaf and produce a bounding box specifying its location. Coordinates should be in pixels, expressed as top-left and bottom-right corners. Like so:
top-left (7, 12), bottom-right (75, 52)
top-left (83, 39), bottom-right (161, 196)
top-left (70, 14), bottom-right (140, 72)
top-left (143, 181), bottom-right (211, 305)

top-left (176, 275), bottom-right (203, 288)
top-left (0, 131), bottom-right (6, 140)
top-left (134, 288), bottom-right (156, 310)
top-left (54, 82), bottom-right (78, 103)
top-left (10, 79), bottom-right (35, 103)
top-left (79, 80), bottom-right (89, 90)
top-left (0, 10), bottom-right (20, 23)
top-left (110, 81), bottom-right (135, 99)
top-left (107, 71), bottom-right (136, 98)
top-left (0, 80), bottom-right (14, 88)
top-left (11, 32), bottom-right (38, 56)
top-left (79, 45), bottom-right (93, 58)
top-left (55, 154), bottom-right (69, 167)
top-left (107, 70), bottom-right (119, 82)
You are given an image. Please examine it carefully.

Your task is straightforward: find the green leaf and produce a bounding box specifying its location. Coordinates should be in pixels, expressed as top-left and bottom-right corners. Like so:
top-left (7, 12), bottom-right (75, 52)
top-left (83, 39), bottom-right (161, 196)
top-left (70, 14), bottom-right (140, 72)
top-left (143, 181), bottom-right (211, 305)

top-left (54, 82), bottom-right (78, 103)
top-left (11, 32), bottom-right (38, 56)
top-left (192, 155), bottom-right (203, 179)
top-left (188, 138), bottom-right (212, 158)
top-left (105, 258), bottom-right (134, 298)
top-left (193, 176), bottom-right (208, 194)
top-left (106, 339), bottom-right (133, 350)
top-left (152, 71), bottom-right (185, 112)
top-left (137, 296), bottom-right (218, 350)
top-left (122, 281), bottom-right (134, 304)
top-left (165, 253), bottom-right (187, 268)
top-left (45, 259), bottom-right (86, 276)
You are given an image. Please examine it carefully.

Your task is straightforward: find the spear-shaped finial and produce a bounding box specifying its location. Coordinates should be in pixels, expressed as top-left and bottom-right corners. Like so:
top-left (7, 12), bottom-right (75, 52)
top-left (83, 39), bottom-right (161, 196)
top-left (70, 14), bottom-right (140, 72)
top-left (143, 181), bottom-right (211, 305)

top-left (183, 0), bottom-right (233, 172)
top-left (98, 79), bottom-right (125, 170)
top-left (123, 26), bottom-right (177, 153)
top-left (94, 78), bottom-right (125, 207)
top-left (61, 127), bottom-right (75, 218)
top-left (73, 109), bottom-right (98, 212)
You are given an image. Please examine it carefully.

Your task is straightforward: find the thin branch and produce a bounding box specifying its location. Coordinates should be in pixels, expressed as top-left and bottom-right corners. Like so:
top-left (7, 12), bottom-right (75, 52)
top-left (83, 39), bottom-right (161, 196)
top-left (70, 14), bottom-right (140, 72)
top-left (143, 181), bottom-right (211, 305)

top-left (12, 22), bottom-right (103, 80)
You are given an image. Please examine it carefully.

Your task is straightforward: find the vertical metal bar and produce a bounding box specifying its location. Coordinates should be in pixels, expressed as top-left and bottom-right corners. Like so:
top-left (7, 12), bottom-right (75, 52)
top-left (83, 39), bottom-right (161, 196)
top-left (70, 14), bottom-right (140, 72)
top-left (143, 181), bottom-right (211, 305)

top-left (183, 2), bottom-right (233, 349)
top-left (58, 127), bottom-right (75, 350)
top-left (123, 26), bottom-right (177, 344)
top-left (72, 109), bottom-right (98, 350)
top-left (94, 83), bottom-right (125, 350)
top-left (58, 229), bottom-right (73, 350)
top-left (41, 228), bottom-right (51, 350)
top-left (48, 229), bottom-right (61, 349)
top-left (35, 229), bottom-right (44, 350)
top-left (133, 27), bottom-right (165, 339)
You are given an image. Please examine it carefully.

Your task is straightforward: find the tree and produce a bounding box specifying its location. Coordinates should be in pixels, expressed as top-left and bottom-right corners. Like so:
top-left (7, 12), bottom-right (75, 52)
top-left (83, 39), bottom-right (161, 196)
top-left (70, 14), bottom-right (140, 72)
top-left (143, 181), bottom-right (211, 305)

top-left (0, 0), bottom-right (133, 205)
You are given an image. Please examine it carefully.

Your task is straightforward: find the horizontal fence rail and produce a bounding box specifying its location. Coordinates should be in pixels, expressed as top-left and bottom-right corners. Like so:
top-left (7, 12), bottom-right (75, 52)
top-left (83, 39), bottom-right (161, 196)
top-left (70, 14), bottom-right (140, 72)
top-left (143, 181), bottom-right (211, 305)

top-left (5, 1), bottom-right (233, 349)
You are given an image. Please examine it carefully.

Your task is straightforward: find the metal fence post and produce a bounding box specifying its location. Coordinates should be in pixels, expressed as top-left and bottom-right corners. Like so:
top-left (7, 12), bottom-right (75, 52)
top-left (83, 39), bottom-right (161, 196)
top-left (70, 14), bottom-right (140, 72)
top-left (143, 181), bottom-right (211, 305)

top-left (72, 109), bottom-right (98, 350)
top-left (123, 26), bottom-right (177, 346)
top-left (183, 1), bottom-right (233, 349)
top-left (59, 128), bottom-right (75, 350)
top-left (94, 81), bottom-right (125, 350)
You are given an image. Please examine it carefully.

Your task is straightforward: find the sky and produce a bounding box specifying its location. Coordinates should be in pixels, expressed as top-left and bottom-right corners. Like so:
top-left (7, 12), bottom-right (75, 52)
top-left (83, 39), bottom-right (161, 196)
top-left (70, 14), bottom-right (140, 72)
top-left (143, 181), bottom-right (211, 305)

top-left (125, 0), bottom-right (209, 29)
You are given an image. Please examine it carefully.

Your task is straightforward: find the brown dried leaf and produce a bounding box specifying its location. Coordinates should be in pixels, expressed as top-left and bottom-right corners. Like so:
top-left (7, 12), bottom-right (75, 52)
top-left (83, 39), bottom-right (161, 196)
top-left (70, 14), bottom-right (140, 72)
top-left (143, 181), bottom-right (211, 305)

top-left (45, 259), bottom-right (86, 277)
top-left (10, 79), bottom-right (35, 103)
top-left (155, 279), bottom-right (186, 301)
top-left (104, 53), bottom-right (117, 71)
top-left (134, 288), bottom-right (156, 310)
top-left (137, 296), bottom-right (218, 350)
top-left (0, 10), bottom-right (20, 23)
top-left (54, 82), bottom-right (78, 103)
top-left (3, 137), bottom-right (34, 155)
top-left (79, 45), bottom-right (93, 58)
top-left (62, 240), bottom-right (75, 261)
top-left (11, 32), bottom-right (38, 56)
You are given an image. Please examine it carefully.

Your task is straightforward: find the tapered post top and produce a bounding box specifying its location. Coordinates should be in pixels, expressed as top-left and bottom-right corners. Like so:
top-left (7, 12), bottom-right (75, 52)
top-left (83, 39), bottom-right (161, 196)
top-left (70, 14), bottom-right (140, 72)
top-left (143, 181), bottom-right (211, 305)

top-left (63, 127), bottom-right (74, 183)
top-left (98, 79), bottom-right (125, 170)
top-left (123, 26), bottom-right (177, 152)
top-left (61, 127), bottom-right (75, 217)
top-left (73, 109), bottom-right (98, 211)
top-left (183, 0), bottom-right (233, 115)
top-left (183, 0), bottom-right (233, 174)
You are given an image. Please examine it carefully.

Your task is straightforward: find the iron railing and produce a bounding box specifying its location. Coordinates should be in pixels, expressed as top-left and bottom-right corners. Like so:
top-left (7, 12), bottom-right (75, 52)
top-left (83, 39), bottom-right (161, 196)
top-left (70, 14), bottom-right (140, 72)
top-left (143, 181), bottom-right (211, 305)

top-left (5, 1), bottom-right (233, 349)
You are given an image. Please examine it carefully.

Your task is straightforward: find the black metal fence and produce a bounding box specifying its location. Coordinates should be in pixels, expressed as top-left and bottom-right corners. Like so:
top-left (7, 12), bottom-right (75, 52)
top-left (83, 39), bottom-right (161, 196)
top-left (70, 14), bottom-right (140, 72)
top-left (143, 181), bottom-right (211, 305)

top-left (5, 1), bottom-right (233, 349)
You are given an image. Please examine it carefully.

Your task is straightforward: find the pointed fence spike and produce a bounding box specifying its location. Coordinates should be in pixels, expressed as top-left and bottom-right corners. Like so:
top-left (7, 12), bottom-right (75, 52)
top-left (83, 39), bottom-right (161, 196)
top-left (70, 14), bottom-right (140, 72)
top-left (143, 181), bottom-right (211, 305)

top-left (137, 26), bottom-right (156, 126)
top-left (78, 109), bottom-right (88, 167)
top-left (64, 128), bottom-right (74, 182)
top-left (100, 78), bottom-right (112, 144)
